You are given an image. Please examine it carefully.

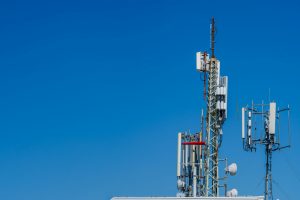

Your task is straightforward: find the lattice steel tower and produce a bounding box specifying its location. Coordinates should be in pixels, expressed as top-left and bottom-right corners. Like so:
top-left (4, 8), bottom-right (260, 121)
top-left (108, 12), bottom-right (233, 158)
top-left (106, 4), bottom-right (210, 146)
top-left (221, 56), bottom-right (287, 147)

top-left (198, 17), bottom-right (228, 197)
top-left (176, 18), bottom-right (238, 198)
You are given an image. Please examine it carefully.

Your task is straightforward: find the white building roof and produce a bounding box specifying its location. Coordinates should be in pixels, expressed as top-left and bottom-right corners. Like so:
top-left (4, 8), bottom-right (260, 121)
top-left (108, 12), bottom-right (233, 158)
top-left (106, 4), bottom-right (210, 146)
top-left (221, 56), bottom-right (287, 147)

top-left (111, 197), bottom-right (264, 200)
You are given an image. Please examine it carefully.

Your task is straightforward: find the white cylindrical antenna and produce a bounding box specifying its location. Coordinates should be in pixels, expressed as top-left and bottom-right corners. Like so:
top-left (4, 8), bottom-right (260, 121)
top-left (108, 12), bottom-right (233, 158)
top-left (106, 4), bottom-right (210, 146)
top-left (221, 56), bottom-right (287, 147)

top-left (248, 115), bottom-right (252, 145)
top-left (189, 145), bottom-right (193, 168)
top-left (242, 108), bottom-right (245, 139)
top-left (269, 102), bottom-right (276, 135)
top-left (192, 145), bottom-right (195, 167)
top-left (191, 144), bottom-right (196, 195)
top-left (182, 144), bottom-right (185, 171)
top-left (193, 169), bottom-right (197, 197)
top-left (196, 52), bottom-right (202, 71)
top-left (248, 110), bottom-right (252, 138)
top-left (185, 143), bottom-right (189, 167)
top-left (177, 132), bottom-right (182, 177)
top-left (199, 132), bottom-right (203, 179)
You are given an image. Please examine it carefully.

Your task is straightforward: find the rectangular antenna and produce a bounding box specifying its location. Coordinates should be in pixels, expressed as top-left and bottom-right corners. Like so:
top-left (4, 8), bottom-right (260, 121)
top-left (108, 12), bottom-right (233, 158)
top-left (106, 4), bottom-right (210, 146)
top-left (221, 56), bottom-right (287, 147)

top-left (242, 108), bottom-right (245, 139)
top-left (177, 132), bottom-right (182, 177)
top-left (269, 102), bottom-right (276, 134)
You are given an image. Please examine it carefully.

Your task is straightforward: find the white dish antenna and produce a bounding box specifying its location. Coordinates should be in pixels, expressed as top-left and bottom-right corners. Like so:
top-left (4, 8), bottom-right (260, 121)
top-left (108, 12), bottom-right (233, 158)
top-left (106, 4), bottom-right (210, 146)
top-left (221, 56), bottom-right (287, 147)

top-left (226, 188), bottom-right (238, 197)
top-left (225, 163), bottom-right (237, 176)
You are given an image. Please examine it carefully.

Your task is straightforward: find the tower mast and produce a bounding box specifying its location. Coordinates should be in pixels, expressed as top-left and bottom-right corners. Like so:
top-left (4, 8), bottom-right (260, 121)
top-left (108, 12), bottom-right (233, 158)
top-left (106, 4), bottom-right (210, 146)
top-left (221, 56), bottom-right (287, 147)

top-left (211, 17), bottom-right (215, 58)
top-left (241, 103), bottom-right (291, 200)
top-left (177, 17), bottom-right (229, 197)
top-left (204, 16), bottom-right (222, 197)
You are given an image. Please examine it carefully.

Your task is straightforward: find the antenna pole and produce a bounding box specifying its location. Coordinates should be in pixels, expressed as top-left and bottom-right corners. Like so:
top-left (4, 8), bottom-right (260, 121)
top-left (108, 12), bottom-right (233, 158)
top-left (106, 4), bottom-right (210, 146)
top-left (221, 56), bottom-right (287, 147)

top-left (242, 102), bottom-right (291, 200)
top-left (211, 17), bottom-right (215, 58)
top-left (265, 134), bottom-right (273, 200)
top-left (204, 17), bottom-right (226, 197)
top-left (184, 17), bottom-right (229, 197)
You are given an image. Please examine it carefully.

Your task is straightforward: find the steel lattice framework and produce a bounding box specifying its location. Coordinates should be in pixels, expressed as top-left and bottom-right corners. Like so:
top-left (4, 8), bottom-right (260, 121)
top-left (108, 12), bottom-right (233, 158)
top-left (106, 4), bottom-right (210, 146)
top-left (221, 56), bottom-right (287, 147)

top-left (203, 18), bottom-right (226, 197)
top-left (204, 57), bottom-right (220, 196)
top-left (177, 17), bottom-right (228, 197)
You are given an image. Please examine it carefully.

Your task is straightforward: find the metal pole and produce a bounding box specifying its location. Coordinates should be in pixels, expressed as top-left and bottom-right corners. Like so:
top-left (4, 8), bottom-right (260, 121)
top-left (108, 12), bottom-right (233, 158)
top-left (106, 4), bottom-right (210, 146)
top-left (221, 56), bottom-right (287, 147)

top-left (265, 145), bottom-right (269, 200)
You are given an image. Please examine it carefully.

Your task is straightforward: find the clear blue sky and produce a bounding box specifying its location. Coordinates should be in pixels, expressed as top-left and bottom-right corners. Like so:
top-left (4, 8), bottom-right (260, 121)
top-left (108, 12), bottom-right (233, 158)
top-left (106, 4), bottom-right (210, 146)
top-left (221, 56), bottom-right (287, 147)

top-left (0, 0), bottom-right (299, 200)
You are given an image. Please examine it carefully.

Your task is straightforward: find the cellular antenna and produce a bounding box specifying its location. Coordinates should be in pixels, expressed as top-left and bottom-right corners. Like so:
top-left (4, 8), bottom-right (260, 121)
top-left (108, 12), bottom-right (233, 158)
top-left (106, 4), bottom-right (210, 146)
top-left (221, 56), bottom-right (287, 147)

top-left (241, 101), bottom-right (291, 200)
top-left (177, 17), bottom-right (233, 198)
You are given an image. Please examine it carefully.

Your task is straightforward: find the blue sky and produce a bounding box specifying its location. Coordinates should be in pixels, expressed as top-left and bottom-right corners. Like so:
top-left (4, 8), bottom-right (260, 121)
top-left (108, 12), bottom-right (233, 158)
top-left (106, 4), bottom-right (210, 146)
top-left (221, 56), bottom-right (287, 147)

top-left (0, 0), bottom-right (300, 200)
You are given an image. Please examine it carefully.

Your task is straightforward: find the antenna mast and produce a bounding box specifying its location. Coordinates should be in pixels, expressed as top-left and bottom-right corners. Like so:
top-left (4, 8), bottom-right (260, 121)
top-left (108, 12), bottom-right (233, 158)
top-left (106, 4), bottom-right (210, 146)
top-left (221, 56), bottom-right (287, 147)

top-left (241, 102), bottom-right (291, 200)
top-left (176, 17), bottom-right (233, 198)
top-left (211, 17), bottom-right (215, 58)
top-left (204, 16), bottom-right (228, 197)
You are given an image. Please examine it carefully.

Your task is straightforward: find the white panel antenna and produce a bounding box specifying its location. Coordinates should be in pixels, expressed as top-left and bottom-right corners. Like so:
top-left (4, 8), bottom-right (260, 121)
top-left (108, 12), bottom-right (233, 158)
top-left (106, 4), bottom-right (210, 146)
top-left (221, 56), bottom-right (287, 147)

top-left (269, 102), bottom-right (276, 134)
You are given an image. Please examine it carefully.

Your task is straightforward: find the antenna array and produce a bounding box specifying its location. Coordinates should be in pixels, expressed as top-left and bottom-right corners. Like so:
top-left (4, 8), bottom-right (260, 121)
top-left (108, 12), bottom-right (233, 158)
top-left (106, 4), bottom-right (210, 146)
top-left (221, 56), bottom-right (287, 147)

top-left (241, 102), bottom-right (291, 200)
top-left (176, 17), bottom-right (236, 198)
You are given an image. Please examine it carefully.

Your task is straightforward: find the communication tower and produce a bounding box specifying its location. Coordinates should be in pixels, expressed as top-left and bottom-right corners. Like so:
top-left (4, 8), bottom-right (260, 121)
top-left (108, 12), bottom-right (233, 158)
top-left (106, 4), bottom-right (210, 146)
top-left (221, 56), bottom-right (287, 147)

top-left (241, 101), bottom-right (291, 200)
top-left (112, 17), bottom-right (265, 200)
top-left (176, 17), bottom-right (236, 198)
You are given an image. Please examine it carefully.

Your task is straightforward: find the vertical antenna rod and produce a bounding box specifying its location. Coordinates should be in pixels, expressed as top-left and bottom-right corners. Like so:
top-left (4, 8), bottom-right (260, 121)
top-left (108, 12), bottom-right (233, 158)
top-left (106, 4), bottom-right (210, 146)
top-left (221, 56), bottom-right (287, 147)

top-left (211, 17), bottom-right (215, 58)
